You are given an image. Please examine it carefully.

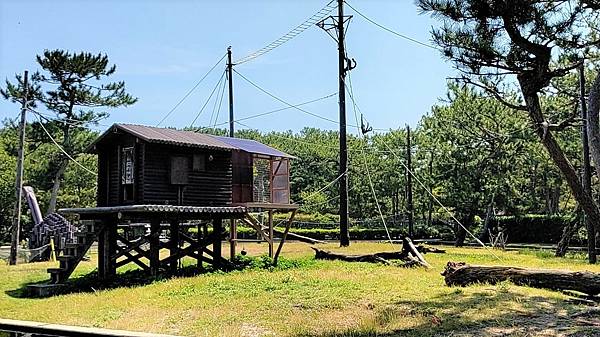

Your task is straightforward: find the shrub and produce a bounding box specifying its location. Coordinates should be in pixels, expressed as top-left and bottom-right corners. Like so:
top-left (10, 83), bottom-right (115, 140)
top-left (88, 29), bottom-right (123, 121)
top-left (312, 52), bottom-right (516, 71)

top-left (493, 214), bottom-right (576, 244)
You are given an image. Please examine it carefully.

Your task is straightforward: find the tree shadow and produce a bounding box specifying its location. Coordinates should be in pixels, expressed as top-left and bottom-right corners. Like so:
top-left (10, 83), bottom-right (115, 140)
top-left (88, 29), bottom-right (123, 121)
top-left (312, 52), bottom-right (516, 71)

top-left (298, 288), bottom-right (600, 337)
top-left (6, 254), bottom-right (278, 299)
top-left (5, 264), bottom-right (220, 299)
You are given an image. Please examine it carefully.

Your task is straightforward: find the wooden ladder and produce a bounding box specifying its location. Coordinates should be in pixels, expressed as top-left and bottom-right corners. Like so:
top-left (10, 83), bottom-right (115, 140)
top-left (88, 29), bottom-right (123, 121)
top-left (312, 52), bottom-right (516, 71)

top-left (47, 221), bottom-right (104, 284)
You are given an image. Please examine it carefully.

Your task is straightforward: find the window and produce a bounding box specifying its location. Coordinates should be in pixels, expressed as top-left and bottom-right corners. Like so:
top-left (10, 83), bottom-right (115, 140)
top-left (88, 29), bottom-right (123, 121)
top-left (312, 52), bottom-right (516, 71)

top-left (193, 154), bottom-right (206, 171)
top-left (170, 156), bottom-right (189, 185)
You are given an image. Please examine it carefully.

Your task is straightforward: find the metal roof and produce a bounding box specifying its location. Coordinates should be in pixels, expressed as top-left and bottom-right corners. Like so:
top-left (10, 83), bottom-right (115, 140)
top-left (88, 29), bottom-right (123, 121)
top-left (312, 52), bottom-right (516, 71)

top-left (212, 135), bottom-right (295, 159)
top-left (90, 124), bottom-right (294, 158)
top-left (59, 205), bottom-right (248, 215)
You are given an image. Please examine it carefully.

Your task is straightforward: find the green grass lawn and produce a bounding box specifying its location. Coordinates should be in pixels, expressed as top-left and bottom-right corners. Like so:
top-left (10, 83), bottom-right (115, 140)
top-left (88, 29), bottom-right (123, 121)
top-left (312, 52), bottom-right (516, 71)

top-left (1, 242), bottom-right (599, 337)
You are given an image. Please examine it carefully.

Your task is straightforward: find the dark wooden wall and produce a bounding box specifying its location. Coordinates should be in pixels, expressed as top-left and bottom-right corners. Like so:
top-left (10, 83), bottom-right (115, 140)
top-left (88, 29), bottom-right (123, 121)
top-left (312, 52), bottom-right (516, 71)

top-left (232, 151), bottom-right (253, 203)
top-left (142, 144), bottom-right (232, 206)
top-left (96, 133), bottom-right (137, 206)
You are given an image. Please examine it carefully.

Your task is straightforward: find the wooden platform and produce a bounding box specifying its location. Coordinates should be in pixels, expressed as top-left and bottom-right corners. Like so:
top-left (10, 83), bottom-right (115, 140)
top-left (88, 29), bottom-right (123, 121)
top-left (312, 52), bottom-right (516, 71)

top-left (59, 204), bottom-right (249, 221)
top-left (37, 204), bottom-right (297, 286)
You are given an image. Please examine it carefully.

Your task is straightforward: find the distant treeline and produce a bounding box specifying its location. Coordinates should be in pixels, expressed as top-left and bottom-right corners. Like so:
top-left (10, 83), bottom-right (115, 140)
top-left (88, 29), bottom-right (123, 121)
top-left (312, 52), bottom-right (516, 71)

top-left (0, 84), bottom-right (582, 244)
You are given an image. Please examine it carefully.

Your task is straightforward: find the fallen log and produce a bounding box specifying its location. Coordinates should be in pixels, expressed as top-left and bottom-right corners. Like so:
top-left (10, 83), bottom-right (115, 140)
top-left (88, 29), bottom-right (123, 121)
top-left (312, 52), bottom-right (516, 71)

top-left (419, 246), bottom-right (446, 254)
top-left (311, 237), bottom-right (438, 268)
top-left (404, 237), bottom-right (431, 268)
top-left (311, 248), bottom-right (390, 264)
top-left (442, 261), bottom-right (600, 296)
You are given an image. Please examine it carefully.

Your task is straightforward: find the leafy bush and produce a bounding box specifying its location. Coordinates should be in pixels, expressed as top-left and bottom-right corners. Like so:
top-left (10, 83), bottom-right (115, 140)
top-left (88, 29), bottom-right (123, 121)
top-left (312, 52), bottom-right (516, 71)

top-left (494, 214), bottom-right (576, 244)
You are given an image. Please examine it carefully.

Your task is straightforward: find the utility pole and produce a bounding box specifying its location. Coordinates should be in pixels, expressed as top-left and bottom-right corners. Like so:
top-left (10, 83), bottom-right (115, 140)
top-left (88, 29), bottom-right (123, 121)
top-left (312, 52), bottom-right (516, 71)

top-left (579, 62), bottom-right (596, 264)
top-left (317, 0), bottom-right (354, 246)
top-left (406, 125), bottom-right (414, 238)
top-left (336, 0), bottom-right (350, 247)
top-left (9, 70), bottom-right (28, 265)
top-left (227, 46), bottom-right (234, 138)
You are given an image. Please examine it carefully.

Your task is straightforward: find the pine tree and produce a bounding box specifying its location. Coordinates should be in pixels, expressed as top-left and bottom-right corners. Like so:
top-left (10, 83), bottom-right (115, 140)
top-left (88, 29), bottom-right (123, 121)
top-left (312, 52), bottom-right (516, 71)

top-left (1, 50), bottom-right (137, 213)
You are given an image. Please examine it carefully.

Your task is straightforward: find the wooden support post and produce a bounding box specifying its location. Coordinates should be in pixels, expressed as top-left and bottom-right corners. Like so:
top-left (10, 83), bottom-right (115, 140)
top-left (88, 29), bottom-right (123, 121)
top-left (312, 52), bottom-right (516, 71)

top-left (213, 218), bottom-right (223, 269)
top-left (169, 219), bottom-right (180, 274)
top-left (229, 219), bottom-right (237, 260)
top-left (150, 219), bottom-right (161, 276)
top-left (274, 210), bottom-right (297, 265)
top-left (197, 222), bottom-right (204, 270)
top-left (98, 220), bottom-right (115, 280)
top-left (268, 211), bottom-right (274, 258)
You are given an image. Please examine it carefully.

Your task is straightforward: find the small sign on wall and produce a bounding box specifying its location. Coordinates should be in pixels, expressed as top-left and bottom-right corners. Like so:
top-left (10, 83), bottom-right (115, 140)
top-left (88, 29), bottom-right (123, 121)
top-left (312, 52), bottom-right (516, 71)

top-left (171, 156), bottom-right (189, 185)
top-left (121, 147), bottom-right (135, 184)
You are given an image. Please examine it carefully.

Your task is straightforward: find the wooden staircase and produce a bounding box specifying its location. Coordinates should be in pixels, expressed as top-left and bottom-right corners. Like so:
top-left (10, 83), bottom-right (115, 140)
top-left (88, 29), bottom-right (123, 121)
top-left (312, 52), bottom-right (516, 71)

top-left (47, 221), bottom-right (104, 284)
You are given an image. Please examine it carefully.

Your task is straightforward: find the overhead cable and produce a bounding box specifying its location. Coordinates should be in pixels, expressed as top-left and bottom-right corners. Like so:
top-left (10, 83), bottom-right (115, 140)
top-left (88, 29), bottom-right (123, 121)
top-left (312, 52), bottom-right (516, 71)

top-left (234, 69), bottom-right (348, 126)
top-left (31, 112), bottom-right (98, 176)
top-left (234, 0), bottom-right (337, 65)
top-left (157, 53), bottom-right (227, 126)
top-left (190, 70), bottom-right (227, 127)
top-left (344, 1), bottom-right (438, 50)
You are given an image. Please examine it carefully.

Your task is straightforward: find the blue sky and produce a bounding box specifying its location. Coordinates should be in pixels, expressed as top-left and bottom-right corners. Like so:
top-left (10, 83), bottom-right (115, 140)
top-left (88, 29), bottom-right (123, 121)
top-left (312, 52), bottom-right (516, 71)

top-left (0, 0), bottom-right (454, 134)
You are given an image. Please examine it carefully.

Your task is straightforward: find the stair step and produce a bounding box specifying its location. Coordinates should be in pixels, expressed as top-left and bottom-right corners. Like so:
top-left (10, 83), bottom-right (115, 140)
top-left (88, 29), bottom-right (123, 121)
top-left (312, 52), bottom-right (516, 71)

top-left (47, 267), bottom-right (66, 274)
top-left (58, 255), bottom-right (75, 261)
top-left (65, 243), bottom-right (84, 249)
top-left (75, 232), bottom-right (94, 237)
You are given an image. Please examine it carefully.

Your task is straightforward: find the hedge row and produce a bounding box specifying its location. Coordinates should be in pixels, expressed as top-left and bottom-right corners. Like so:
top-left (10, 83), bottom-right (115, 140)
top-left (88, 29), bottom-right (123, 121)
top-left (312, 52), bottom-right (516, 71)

top-left (494, 214), bottom-right (578, 244)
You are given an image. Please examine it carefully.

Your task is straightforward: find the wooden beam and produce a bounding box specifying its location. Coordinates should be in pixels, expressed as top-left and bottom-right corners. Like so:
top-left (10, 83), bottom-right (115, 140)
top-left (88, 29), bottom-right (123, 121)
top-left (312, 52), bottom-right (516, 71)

top-left (268, 211), bottom-right (274, 258)
top-left (273, 209), bottom-right (297, 265)
top-left (198, 223), bottom-right (208, 270)
top-left (213, 218), bottom-right (223, 269)
top-left (169, 220), bottom-right (180, 273)
top-left (112, 234), bottom-right (150, 260)
top-left (115, 251), bottom-right (149, 270)
top-left (229, 219), bottom-right (237, 260)
top-left (149, 219), bottom-right (161, 276)
top-left (98, 220), bottom-right (116, 280)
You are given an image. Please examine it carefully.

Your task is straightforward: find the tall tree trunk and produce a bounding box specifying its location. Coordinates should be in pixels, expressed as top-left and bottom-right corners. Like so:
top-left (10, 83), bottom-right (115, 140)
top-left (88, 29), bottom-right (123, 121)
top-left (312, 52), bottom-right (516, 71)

top-left (47, 159), bottom-right (69, 214)
top-left (455, 214), bottom-right (472, 247)
top-left (555, 207), bottom-right (583, 257)
top-left (519, 86), bottom-right (600, 237)
top-left (587, 73), bottom-right (600, 176)
top-left (478, 195), bottom-right (495, 243)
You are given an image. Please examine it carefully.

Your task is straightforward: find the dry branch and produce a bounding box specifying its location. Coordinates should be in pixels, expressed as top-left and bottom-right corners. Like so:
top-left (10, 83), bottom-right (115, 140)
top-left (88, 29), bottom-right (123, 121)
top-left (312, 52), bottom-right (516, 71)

top-left (442, 261), bottom-right (600, 295)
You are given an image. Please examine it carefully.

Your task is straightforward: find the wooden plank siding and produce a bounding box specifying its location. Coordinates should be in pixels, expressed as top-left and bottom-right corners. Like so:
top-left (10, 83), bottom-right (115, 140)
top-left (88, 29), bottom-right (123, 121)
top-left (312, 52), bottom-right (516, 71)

top-left (141, 144), bottom-right (232, 206)
top-left (107, 147), bottom-right (120, 206)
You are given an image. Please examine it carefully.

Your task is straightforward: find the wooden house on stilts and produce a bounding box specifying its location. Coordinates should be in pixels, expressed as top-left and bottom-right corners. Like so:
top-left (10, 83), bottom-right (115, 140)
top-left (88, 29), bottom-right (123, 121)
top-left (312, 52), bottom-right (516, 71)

top-left (39, 124), bottom-right (298, 288)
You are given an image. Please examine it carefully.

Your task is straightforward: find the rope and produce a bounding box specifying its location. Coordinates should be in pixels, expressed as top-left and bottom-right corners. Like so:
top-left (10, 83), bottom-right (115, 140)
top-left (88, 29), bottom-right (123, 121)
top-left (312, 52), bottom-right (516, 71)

top-left (32, 112), bottom-right (98, 176)
top-left (234, 69), bottom-right (345, 125)
top-left (210, 72), bottom-right (228, 131)
top-left (157, 53), bottom-right (227, 126)
top-left (346, 74), bottom-right (394, 247)
top-left (190, 70), bottom-right (227, 127)
top-left (197, 93), bottom-right (337, 132)
top-left (234, 0), bottom-right (337, 65)
top-left (344, 1), bottom-right (438, 50)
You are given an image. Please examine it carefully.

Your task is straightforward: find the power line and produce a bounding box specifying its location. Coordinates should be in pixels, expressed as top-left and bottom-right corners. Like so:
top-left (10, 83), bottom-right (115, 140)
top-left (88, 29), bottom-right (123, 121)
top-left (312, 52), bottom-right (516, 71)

top-left (234, 0), bottom-right (337, 65)
top-left (209, 73), bottom-right (228, 130)
top-left (234, 69), bottom-right (347, 126)
top-left (343, 76), bottom-right (500, 259)
top-left (199, 93), bottom-right (337, 131)
top-left (190, 70), bottom-right (227, 127)
top-left (344, 1), bottom-right (438, 51)
top-left (32, 112), bottom-right (98, 176)
top-left (157, 53), bottom-right (227, 126)
top-left (346, 74), bottom-right (394, 247)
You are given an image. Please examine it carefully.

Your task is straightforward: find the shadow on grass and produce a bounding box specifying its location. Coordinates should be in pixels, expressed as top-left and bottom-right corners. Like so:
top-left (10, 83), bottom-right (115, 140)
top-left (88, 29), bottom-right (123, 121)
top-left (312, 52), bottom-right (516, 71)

top-left (6, 264), bottom-right (220, 299)
top-left (7, 254), bottom-right (310, 299)
top-left (298, 288), bottom-right (600, 337)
